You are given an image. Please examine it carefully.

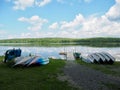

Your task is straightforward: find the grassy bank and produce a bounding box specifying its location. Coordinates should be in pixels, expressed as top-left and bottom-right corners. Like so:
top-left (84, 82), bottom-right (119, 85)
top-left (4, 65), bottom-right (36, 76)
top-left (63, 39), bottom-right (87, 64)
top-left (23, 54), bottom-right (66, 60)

top-left (76, 60), bottom-right (120, 77)
top-left (0, 37), bottom-right (120, 47)
top-left (0, 57), bottom-right (77, 90)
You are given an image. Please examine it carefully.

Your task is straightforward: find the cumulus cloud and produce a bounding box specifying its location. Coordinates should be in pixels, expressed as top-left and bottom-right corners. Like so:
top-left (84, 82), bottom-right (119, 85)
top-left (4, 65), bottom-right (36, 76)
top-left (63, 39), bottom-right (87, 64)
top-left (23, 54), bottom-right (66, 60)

top-left (105, 0), bottom-right (120, 21)
top-left (48, 12), bottom-right (120, 38)
top-left (0, 30), bottom-right (7, 39)
top-left (60, 14), bottom-right (84, 30)
top-left (13, 0), bottom-right (34, 10)
top-left (16, 0), bottom-right (120, 38)
top-left (49, 22), bottom-right (59, 30)
top-left (8, 0), bottom-right (120, 38)
top-left (0, 30), bottom-right (7, 35)
top-left (18, 15), bottom-right (48, 31)
top-left (35, 0), bottom-right (51, 7)
top-left (57, 0), bottom-right (93, 4)
top-left (9, 0), bottom-right (51, 10)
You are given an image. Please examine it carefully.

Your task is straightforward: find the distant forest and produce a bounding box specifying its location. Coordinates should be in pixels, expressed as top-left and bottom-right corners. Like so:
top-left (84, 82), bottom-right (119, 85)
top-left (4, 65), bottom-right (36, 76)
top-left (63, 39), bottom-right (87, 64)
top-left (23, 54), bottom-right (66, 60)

top-left (0, 37), bottom-right (120, 47)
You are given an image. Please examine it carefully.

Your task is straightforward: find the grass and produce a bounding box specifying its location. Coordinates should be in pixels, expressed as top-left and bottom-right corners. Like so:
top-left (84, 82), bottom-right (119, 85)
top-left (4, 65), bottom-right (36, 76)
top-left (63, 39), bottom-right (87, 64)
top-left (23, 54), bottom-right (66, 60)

top-left (76, 59), bottom-right (120, 77)
top-left (0, 57), bottom-right (78, 90)
top-left (103, 83), bottom-right (120, 90)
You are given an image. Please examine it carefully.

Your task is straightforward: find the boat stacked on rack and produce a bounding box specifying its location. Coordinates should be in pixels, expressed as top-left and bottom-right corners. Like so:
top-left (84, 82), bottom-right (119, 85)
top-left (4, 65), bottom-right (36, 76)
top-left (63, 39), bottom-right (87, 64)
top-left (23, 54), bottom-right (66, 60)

top-left (86, 52), bottom-right (115, 64)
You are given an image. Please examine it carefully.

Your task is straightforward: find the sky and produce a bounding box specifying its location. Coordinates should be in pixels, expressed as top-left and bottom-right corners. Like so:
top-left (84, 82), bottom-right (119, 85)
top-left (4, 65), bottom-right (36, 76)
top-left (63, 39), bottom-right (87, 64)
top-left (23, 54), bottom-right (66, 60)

top-left (0, 0), bottom-right (120, 39)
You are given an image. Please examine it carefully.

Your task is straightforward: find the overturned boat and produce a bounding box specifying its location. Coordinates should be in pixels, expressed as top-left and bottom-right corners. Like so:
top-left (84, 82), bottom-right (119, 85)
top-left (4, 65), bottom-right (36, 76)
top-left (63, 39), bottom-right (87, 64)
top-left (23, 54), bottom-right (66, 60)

top-left (86, 52), bottom-right (115, 64)
top-left (14, 56), bottom-right (49, 67)
top-left (4, 49), bottom-right (49, 67)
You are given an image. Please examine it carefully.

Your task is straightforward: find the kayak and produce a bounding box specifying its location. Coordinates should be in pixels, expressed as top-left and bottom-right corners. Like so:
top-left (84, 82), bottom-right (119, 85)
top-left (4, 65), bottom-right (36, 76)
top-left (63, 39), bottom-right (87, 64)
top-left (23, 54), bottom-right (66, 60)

top-left (27, 56), bottom-right (49, 66)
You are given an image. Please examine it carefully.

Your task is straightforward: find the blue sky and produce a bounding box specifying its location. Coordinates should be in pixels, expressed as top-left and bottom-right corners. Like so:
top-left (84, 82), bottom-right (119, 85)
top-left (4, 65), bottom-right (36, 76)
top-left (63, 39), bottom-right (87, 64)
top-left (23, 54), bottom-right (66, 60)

top-left (0, 0), bottom-right (120, 39)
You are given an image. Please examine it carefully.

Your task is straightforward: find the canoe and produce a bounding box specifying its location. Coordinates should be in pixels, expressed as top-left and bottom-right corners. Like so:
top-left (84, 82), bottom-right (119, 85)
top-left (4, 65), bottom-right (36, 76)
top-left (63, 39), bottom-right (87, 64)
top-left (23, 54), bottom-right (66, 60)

top-left (23, 56), bottom-right (36, 66)
top-left (102, 52), bottom-right (115, 64)
top-left (98, 53), bottom-right (109, 63)
top-left (82, 57), bottom-right (92, 63)
top-left (13, 56), bottom-right (33, 66)
top-left (36, 58), bottom-right (49, 65)
top-left (87, 54), bottom-right (95, 63)
top-left (14, 57), bottom-right (24, 63)
top-left (94, 53), bottom-right (104, 64)
top-left (90, 54), bottom-right (99, 63)
top-left (27, 56), bottom-right (49, 66)
top-left (27, 56), bottom-right (40, 66)
top-left (85, 55), bottom-right (93, 63)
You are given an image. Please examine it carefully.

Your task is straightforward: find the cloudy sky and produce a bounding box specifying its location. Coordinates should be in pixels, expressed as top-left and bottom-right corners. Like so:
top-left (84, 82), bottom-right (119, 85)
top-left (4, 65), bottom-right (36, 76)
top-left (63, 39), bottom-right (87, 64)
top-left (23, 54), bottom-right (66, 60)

top-left (0, 0), bottom-right (120, 39)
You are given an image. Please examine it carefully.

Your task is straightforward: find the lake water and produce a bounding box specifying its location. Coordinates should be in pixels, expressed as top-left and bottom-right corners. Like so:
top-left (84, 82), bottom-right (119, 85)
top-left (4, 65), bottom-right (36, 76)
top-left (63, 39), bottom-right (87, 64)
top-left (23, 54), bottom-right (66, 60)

top-left (0, 46), bottom-right (120, 61)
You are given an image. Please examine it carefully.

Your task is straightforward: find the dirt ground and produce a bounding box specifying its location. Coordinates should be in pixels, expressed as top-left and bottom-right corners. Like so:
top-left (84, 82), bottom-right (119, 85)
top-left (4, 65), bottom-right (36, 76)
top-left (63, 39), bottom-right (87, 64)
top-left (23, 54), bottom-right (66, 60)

top-left (58, 61), bottom-right (120, 90)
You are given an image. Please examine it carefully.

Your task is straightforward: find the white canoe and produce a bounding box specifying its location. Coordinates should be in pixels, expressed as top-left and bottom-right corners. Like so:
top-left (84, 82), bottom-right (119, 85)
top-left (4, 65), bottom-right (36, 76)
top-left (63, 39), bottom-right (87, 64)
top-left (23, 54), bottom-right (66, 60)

top-left (95, 53), bottom-right (106, 63)
top-left (14, 57), bottom-right (24, 63)
top-left (14, 56), bottom-right (33, 66)
top-left (90, 54), bottom-right (100, 63)
top-left (102, 52), bottom-right (115, 62)
top-left (102, 52), bottom-right (115, 63)
top-left (87, 54), bottom-right (95, 63)
top-left (27, 56), bottom-right (40, 66)
top-left (99, 53), bottom-right (110, 62)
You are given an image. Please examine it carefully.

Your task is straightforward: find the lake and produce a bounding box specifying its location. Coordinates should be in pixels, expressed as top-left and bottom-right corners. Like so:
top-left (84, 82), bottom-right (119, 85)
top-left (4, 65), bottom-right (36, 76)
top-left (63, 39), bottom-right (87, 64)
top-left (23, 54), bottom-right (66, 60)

top-left (0, 46), bottom-right (120, 61)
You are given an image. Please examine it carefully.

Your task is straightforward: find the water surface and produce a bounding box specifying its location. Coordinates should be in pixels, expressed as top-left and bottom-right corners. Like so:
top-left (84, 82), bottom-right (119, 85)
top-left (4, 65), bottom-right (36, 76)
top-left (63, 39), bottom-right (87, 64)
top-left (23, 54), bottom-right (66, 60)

top-left (0, 46), bottom-right (120, 61)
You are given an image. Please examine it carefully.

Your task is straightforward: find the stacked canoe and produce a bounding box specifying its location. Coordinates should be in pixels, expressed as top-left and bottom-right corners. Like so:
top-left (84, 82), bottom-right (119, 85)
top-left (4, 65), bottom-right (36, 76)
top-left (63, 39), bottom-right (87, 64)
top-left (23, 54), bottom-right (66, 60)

top-left (13, 56), bottom-right (49, 67)
top-left (4, 49), bottom-right (49, 67)
top-left (86, 52), bottom-right (115, 64)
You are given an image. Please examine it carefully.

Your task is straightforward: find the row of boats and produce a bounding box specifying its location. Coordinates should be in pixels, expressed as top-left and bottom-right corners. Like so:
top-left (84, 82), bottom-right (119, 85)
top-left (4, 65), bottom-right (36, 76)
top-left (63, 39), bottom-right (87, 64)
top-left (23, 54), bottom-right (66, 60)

top-left (59, 51), bottom-right (115, 64)
top-left (3, 49), bottom-right (49, 67)
top-left (4, 48), bottom-right (116, 67)
top-left (73, 52), bottom-right (115, 64)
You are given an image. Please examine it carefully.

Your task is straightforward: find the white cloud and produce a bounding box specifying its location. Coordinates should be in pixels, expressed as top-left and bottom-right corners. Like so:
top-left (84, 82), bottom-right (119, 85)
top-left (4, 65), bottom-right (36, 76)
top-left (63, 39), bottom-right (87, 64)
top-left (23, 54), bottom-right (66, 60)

top-left (60, 14), bottom-right (84, 30)
top-left (48, 10), bottom-right (120, 38)
top-left (57, 0), bottom-right (93, 4)
top-left (105, 0), bottom-right (120, 21)
top-left (13, 0), bottom-right (34, 10)
top-left (16, 0), bottom-right (120, 38)
top-left (10, 0), bottom-right (51, 10)
top-left (0, 30), bottom-right (7, 35)
top-left (45, 0), bottom-right (120, 38)
top-left (49, 22), bottom-right (59, 30)
top-left (35, 0), bottom-right (51, 7)
top-left (0, 30), bottom-right (8, 39)
top-left (18, 15), bottom-right (48, 31)
top-left (6, 0), bottom-right (120, 39)
top-left (11, 0), bottom-right (92, 10)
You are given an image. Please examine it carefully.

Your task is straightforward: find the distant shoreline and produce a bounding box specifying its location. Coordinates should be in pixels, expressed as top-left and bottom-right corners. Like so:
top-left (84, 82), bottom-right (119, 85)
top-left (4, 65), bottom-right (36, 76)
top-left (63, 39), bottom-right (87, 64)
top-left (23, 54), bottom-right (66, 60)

top-left (0, 37), bottom-right (120, 47)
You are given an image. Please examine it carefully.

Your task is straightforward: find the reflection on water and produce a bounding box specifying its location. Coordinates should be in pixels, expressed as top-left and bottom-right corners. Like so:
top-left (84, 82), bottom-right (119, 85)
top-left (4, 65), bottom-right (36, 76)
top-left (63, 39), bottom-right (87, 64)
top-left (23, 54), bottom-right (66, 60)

top-left (0, 46), bottom-right (120, 61)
